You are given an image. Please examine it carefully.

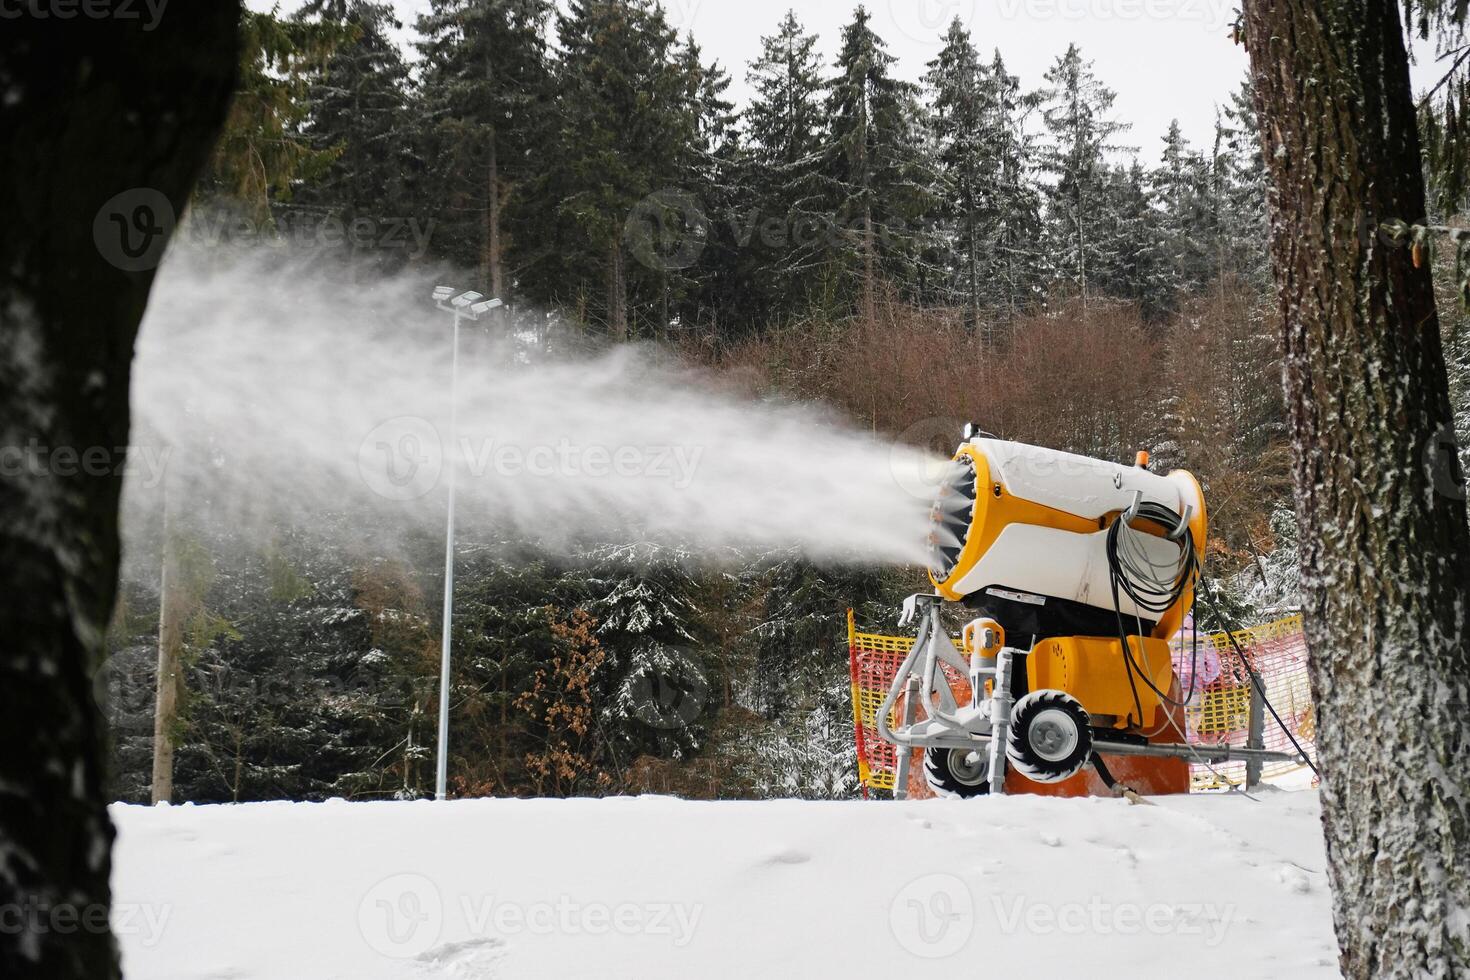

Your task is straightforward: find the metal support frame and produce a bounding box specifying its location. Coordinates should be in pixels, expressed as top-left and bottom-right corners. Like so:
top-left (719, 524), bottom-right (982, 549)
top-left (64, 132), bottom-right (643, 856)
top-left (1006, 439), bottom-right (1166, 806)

top-left (1245, 670), bottom-right (1266, 788)
top-left (876, 594), bottom-right (1305, 798)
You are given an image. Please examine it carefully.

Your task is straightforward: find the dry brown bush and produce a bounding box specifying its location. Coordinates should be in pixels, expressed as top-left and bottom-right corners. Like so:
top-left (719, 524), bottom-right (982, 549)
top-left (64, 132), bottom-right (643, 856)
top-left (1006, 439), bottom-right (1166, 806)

top-left (700, 281), bottom-right (1290, 572)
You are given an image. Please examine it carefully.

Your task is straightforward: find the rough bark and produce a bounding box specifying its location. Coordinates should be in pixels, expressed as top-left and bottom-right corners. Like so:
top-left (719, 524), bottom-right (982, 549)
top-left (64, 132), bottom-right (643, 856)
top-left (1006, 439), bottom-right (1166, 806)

top-left (150, 504), bottom-right (183, 805)
top-left (0, 12), bottom-right (241, 980)
top-left (608, 236), bottom-right (628, 341)
top-left (1242, 2), bottom-right (1470, 976)
top-left (484, 133), bottom-right (504, 301)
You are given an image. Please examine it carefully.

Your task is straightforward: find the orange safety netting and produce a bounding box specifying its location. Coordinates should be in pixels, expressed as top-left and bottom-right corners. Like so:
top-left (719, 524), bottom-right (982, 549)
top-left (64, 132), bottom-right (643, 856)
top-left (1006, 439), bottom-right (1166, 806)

top-left (848, 610), bottom-right (1318, 797)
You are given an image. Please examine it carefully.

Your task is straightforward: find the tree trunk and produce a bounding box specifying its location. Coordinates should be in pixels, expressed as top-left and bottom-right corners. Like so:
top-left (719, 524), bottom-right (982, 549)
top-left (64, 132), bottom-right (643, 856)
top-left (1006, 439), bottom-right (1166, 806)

top-left (608, 237), bottom-right (628, 341)
top-left (0, 12), bottom-right (240, 980)
top-left (861, 206), bottom-right (876, 323)
top-left (1242, 2), bottom-right (1470, 976)
top-left (151, 502), bottom-right (184, 805)
top-left (483, 131), bottom-right (504, 301)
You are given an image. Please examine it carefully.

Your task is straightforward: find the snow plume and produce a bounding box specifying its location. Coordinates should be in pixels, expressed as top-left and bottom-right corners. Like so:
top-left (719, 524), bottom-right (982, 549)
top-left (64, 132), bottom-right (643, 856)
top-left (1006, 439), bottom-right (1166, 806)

top-left (123, 247), bottom-right (940, 566)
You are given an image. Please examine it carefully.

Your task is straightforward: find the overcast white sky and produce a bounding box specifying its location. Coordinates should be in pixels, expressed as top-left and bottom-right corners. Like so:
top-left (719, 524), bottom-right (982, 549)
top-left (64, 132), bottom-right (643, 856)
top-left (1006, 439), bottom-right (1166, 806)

top-left (252, 0), bottom-right (1447, 164)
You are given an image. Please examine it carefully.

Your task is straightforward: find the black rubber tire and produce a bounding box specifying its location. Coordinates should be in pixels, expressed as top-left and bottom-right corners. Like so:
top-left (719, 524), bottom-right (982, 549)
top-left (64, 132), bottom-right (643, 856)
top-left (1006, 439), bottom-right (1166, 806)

top-left (923, 746), bottom-right (992, 798)
top-left (1006, 690), bottom-right (1093, 784)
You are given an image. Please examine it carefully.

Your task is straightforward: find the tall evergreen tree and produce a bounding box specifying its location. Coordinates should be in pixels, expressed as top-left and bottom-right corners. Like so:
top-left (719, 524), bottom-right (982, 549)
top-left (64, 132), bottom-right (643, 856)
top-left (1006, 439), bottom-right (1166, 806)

top-left (295, 1), bottom-right (416, 270)
top-left (820, 6), bottom-right (937, 320)
top-left (925, 18), bottom-right (991, 330)
top-left (1094, 161), bottom-right (1168, 313)
top-left (1149, 120), bottom-right (1212, 306)
top-left (415, 0), bottom-right (554, 299)
top-left (521, 0), bottom-right (698, 339)
top-left (743, 11), bottom-right (828, 326)
top-left (200, 9), bottom-right (345, 217)
top-left (1039, 44), bottom-right (1129, 308)
top-left (983, 50), bottom-right (1046, 320)
top-left (1216, 77), bottom-right (1270, 286)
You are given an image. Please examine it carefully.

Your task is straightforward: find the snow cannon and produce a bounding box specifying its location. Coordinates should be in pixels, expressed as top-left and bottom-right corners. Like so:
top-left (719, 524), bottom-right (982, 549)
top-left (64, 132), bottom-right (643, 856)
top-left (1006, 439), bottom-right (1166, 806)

top-left (926, 434), bottom-right (1206, 645)
top-left (876, 430), bottom-right (1303, 799)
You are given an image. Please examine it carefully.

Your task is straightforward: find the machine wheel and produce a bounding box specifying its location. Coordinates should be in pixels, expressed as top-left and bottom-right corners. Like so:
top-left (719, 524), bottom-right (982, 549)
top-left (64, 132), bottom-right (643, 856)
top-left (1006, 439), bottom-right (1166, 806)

top-left (923, 746), bottom-right (992, 798)
top-left (1006, 690), bottom-right (1092, 784)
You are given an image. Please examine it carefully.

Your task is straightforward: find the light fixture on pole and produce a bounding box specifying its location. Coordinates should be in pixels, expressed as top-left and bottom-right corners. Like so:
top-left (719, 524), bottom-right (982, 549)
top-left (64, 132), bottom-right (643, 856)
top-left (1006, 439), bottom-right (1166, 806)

top-left (431, 286), bottom-right (503, 801)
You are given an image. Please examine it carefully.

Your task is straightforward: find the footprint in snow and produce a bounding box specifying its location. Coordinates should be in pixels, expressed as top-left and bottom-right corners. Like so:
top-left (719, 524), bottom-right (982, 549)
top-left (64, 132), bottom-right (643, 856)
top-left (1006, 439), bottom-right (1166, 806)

top-left (1039, 832), bottom-right (1062, 847)
top-left (763, 848), bottom-right (811, 866)
top-left (416, 937), bottom-right (506, 977)
top-left (1276, 864), bottom-right (1312, 894)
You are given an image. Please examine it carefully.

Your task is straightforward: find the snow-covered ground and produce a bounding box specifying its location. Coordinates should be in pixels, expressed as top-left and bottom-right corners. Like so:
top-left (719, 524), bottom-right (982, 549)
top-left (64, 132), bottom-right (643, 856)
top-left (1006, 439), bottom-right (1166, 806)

top-left (111, 789), bottom-right (1339, 979)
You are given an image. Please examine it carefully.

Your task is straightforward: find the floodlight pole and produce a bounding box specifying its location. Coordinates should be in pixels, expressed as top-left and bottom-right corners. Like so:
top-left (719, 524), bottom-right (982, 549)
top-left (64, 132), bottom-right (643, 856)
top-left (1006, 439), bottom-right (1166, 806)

top-left (436, 305), bottom-right (462, 801)
top-left (430, 288), bottom-right (501, 802)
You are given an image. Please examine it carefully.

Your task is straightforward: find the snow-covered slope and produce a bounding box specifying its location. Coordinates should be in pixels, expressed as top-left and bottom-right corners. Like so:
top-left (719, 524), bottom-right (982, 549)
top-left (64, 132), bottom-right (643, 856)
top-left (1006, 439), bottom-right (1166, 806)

top-left (110, 790), bottom-right (1339, 979)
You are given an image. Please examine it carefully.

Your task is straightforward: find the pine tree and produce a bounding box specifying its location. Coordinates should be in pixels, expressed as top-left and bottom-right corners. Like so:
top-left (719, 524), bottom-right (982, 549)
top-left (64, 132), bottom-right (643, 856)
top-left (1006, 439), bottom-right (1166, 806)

top-left (983, 50), bottom-right (1046, 320)
top-left (1149, 119), bottom-right (1216, 304)
top-left (200, 9), bottom-right (345, 218)
top-left (666, 39), bottom-right (742, 340)
top-left (820, 5), bottom-right (937, 320)
top-left (743, 10), bottom-right (829, 326)
top-left (1094, 161), bottom-right (1168, 313)
top-left (294, 1), bottom-right (416, 270)
top-left (925, 18), bottom-right (991, 331)
top-left (1216, 77), bottom-right (1270, 287)
top-left (520, 0), bottom-right (698, 339)
top-left (415, 0), bottom-right (554, 298)
top-left (1039, 44), bottom-right (1130, 309)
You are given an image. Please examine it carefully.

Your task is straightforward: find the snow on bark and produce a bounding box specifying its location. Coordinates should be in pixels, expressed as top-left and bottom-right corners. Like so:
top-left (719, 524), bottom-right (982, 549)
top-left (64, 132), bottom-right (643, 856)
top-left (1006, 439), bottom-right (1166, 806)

top-left (1243, 1), bottom-right (1470, 976)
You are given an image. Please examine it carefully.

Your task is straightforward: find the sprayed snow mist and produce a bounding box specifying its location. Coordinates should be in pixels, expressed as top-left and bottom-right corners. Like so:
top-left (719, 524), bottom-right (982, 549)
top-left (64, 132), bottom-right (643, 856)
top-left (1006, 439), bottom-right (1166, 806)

top-left (125, 249), bottom-right (944, 566)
